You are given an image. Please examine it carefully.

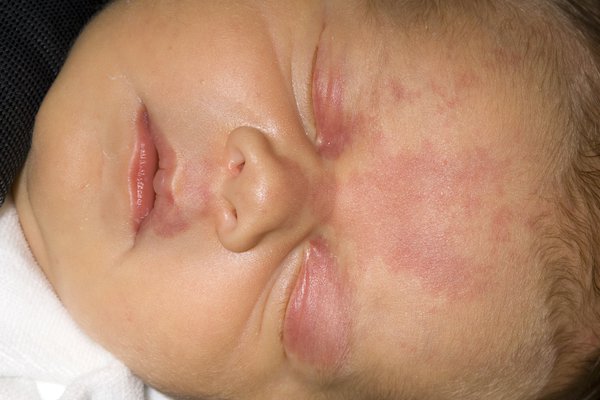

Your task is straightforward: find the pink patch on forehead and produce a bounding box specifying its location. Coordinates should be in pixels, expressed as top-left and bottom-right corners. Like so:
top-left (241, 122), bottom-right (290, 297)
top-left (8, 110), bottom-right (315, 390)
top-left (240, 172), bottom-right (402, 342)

top-left (341, 141), bottom-right (509, 299)
top-left (490, 206), bottom-right (514, 244)
top-left (389, 79), bottom-right (422, 105)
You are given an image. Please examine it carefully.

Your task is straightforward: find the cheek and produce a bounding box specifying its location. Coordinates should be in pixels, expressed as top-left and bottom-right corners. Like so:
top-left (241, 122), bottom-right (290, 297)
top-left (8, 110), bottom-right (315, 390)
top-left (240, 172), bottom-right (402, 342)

top-left (337, 141), bottom-right (512, 300)
top-left (86, 251), bottom-right (261, 375)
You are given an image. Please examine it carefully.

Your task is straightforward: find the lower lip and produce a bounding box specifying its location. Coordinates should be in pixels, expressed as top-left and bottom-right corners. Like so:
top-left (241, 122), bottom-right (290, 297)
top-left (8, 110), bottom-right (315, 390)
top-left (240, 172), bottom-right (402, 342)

top-left (129, 107), bottom-right (158, 231)
top-left (283, 238), bottom-right (351, 371)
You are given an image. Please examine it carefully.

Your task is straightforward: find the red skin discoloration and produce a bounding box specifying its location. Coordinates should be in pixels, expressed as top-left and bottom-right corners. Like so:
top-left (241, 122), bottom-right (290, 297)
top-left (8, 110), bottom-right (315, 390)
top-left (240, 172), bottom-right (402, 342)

top-left (151, 155), bottom-right (217, 238)
top-left (310, 174), bottom-right (338, 222)
top-left (139, 115), bottom-right (217, 239)
top-left (179, 158), bottom-right (215, 216)
top-left (134, 109), bottom-right (192, 239)
top-left (309, 33), bottom-right (526, 303)
top-left (283, 238), bottom-right (351, 370)
top-left (430, 71), bottom-right (480, 112)
top-left (311, 38), bottom-right (519, 300)
top-left (491, 48), bottom-right (524, 70)
top-left (144, 188), bottom-right (190, 238)
top-left (312, 45), bottom-right (355, 160)
top-left (490, 207), bottom-right (514, 243)
top-left (389, 79), bottom-right (422, 104)
top-left (341, 141), bottom-right (509, 299)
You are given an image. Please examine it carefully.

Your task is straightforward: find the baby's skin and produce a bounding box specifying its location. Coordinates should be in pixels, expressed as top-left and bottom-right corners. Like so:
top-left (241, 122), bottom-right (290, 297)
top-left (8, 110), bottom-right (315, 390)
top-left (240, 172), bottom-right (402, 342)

top-left (14, 0), bottom-right (559, 399)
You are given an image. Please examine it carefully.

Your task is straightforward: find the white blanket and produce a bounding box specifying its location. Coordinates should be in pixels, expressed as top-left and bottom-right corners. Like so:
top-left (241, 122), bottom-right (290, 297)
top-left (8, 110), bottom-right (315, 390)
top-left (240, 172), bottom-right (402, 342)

top-left (0, 198), bottom-right (172, 400)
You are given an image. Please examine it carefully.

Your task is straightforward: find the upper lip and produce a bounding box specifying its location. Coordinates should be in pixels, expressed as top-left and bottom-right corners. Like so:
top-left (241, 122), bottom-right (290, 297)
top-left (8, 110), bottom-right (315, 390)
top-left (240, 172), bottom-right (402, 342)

top-left (129, 105), bottom-right (159, 232)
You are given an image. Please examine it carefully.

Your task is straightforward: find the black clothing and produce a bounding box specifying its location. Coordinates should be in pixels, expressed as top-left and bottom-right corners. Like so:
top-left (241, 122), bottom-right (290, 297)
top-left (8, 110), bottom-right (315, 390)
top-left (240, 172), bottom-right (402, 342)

top-left (0, 0), bottom-right (109, 206)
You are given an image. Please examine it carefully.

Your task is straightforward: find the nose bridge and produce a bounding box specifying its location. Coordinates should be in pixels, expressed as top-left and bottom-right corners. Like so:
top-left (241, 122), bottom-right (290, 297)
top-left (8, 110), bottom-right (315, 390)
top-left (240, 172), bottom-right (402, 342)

top-left (216, 126), bottom-right (315, 253)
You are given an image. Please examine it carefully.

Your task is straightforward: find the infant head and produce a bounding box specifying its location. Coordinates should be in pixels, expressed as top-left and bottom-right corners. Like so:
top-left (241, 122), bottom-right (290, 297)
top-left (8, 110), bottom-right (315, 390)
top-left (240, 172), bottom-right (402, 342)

top-left (13, 0), bottom-right (600, 399)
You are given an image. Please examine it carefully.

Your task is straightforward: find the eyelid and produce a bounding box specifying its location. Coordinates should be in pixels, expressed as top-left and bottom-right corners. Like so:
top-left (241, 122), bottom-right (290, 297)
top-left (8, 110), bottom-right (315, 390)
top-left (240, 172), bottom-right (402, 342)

top-left (306, 42), bottom-right (320, 142)
top-left (300, 24), bottom-right (325, 146)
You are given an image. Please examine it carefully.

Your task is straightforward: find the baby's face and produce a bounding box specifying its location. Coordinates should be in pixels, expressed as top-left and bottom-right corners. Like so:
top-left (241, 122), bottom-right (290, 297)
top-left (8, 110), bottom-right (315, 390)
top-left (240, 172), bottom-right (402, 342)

top-left (16, 1), bottom-right (557, 398)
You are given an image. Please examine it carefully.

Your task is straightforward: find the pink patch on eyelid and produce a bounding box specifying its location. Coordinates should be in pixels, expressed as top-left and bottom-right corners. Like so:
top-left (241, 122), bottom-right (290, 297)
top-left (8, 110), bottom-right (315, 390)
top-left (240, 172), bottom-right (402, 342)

top-left (312, 46), bottom-right (354, 159)
top-left (283, 238), bottom-right (351, 371)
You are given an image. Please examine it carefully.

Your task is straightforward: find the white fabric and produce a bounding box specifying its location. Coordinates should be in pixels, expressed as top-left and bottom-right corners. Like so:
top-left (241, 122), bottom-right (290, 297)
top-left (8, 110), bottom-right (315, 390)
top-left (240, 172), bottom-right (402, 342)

top-left (0, 198), bottom-right (172, 400)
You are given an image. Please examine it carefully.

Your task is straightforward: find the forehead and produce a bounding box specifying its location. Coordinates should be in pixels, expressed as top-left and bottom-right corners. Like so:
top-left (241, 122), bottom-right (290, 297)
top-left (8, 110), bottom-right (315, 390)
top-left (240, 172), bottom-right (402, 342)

top-left (306, 6), bottom-right (553, 294)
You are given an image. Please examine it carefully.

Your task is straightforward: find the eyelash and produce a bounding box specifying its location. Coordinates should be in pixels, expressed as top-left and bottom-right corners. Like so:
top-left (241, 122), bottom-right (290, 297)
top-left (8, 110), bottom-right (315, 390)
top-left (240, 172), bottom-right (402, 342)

top-left (308, 43), bottom-right (320, 132)
top-left (301, 28), bottom-right (324, 147)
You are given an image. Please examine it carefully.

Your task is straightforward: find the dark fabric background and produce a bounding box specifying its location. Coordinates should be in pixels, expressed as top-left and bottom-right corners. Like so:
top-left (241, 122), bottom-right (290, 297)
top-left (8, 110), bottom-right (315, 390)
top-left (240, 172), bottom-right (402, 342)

top-left (0, 0), bottom-right (109, 206)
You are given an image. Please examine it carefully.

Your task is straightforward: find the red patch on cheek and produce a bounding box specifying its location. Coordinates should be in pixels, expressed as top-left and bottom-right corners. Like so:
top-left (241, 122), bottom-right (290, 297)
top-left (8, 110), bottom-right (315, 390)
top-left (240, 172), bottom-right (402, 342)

top-left (342, 142), bottom-right (508, 298)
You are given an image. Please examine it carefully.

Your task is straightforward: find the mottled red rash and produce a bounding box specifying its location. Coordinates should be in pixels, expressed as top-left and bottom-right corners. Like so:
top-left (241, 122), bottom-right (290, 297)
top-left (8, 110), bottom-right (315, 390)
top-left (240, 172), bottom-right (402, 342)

top-left (430, 71), bottom-right (480, 112)
top-left (389, 80), bottom-right (422, 104)
top-left (310, 173), bottom-right (338, 221)
top-left (490, 48), bottom-right (524, 70)
top-left (342, 141), bottom-right (509, 299)
top-left (490, 207), bottom-right (514, 243)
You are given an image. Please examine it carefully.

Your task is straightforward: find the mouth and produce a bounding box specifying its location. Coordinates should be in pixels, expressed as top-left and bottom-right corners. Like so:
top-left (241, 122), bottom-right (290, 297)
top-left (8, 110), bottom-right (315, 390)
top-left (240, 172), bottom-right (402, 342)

top-left (129, 106), bottom-right (159, 232)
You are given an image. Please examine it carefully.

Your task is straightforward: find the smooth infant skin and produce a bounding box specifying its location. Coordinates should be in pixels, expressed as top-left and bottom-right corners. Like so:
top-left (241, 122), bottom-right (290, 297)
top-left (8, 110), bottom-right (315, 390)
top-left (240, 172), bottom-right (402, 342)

top-left (14, 1), bottom-right (559, 399)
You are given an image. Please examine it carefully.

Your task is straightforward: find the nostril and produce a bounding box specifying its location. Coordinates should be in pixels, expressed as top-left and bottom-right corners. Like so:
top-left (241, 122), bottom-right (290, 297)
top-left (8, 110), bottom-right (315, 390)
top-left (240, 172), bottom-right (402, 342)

top-left (217, 201), bottom-right (238, 236)
top-left (229, 160), bottom-right (245, 175)
top-left (219, 125), bottom-right (313, 253)
top-left (228, 147), bottom-right (245, 176)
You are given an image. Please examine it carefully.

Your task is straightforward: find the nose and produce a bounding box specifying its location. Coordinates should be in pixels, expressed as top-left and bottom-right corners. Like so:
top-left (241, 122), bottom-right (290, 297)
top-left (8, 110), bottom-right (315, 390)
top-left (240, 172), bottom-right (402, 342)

top-left (216, 126), bottom-right (315, 253)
